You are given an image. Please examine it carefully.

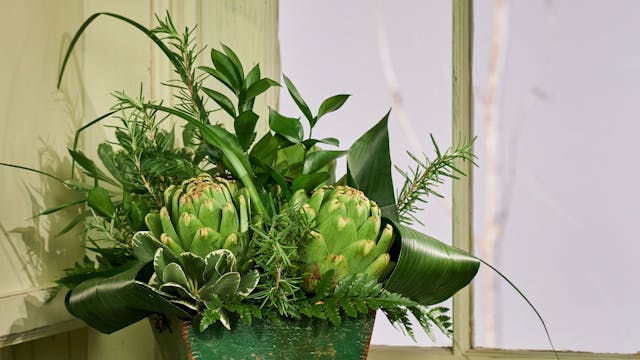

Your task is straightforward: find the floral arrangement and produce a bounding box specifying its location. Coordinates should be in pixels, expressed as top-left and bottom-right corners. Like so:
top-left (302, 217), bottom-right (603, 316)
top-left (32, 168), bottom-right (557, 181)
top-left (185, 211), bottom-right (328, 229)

top-left (3, 12), bottom-right (480, 341)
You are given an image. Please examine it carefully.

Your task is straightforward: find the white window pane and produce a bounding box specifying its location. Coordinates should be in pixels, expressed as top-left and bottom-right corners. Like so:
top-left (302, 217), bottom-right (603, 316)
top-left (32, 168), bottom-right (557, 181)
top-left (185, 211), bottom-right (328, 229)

top-left (473, 0), bottom-right (640, 353)
top-left (279, 0), bottom-right (453, 347)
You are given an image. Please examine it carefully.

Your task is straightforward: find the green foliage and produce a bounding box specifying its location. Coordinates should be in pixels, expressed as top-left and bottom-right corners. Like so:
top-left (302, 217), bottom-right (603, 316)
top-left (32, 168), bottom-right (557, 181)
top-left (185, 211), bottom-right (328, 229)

top-left (3, 11), bottom-right (490, 345)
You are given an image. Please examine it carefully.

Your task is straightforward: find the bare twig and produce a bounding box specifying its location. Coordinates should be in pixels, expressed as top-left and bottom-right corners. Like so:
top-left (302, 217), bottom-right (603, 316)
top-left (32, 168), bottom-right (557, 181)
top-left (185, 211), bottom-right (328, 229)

top-left (372, 0), bottom-right (423, 154)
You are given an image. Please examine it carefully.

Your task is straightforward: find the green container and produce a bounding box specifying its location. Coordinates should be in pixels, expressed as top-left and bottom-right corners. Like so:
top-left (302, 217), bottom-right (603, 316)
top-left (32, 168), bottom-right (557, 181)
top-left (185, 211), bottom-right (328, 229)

top-left (150, 313), bottom-right (376, 360)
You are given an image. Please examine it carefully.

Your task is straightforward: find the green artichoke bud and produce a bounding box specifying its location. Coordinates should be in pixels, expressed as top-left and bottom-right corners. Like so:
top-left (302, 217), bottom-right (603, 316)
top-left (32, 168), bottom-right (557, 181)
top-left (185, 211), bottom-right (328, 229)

top-left (295, 186), bottom-right (396, 293)
top-left (144, 173), bottom-right (251, 258)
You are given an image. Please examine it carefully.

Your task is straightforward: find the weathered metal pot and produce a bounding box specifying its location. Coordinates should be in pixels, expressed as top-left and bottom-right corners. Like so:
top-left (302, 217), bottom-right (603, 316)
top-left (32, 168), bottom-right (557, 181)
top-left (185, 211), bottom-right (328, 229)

top-left (150, 313), bottom-right (375, 360)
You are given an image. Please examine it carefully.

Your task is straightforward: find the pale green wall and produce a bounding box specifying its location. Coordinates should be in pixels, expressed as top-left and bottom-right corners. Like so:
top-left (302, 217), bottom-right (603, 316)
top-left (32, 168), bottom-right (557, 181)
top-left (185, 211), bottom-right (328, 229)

top-left (0, 1), bottom-right (279, 359)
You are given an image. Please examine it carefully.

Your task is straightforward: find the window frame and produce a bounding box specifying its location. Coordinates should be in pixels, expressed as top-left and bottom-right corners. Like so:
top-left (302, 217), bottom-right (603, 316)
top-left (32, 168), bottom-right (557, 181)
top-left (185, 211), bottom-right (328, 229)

top-left (370, 1), bottom-right (637, 359)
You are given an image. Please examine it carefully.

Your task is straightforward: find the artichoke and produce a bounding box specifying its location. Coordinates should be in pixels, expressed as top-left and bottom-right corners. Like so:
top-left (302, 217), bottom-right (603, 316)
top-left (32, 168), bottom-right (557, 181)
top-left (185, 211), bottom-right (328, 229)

top-left (292, 185), bottom-right (395, 293)
top-left (144, 173), bottom-right (252, 258)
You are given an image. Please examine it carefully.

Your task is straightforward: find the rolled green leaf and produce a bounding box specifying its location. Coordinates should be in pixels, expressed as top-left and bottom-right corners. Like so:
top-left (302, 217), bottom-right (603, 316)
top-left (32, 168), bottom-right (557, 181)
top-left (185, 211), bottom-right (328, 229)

top-left (65, 261), bottom-right (190, 334)
top-left (384, 224), bottom-right (479, 305)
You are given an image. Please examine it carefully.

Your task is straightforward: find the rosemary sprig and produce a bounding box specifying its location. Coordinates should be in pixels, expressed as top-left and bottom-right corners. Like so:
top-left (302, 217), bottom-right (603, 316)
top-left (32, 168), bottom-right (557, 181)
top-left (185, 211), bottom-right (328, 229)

top-left (395, 135), bottom-right (476, 225)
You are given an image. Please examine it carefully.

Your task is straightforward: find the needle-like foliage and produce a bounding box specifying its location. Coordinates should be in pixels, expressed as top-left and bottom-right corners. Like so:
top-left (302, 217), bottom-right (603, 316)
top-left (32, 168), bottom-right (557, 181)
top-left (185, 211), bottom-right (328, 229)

top-left (395, 135), bottom-right (476, 225)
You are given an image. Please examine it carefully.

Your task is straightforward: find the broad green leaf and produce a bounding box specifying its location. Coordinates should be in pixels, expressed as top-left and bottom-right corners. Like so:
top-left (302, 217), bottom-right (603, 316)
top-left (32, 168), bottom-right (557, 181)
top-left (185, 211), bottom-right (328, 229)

top-left (235, 111), bottom-right (259, 151)
top-left (199, 66), bottom-right (235, 94)
top-left (221, 44), bottom-right (244, 79)
top-left (210, 49), bottom-right (242, 92)
top-left (87, 187), bottom-right (116, 219)
top-left (302, 137), bottom-right (340, 149)
top-left (250, 133), bottom-right (286, 167)
top-left (302, 150), bottom-right (347, 175)
top-left (384, 224), bottom-right (479, 305)
top-left (268, 108), bottom-right (304, 144)
top-left (244, 64), bottom-right (261, 89)
top-left (248, 155), bottom-right (292, 199)
top-left (315, 94), bottom-right (350, 125)
top-left (202, 87), bottom-right (236, 118)
top-left (346, 112), bottom-right (398, 221)
top-left (245, 78), bottom-right (279, 101)
top-left (292, 173), bottom-right (330, 192)
top-left (68, 149), bottom-right (117, 186)
top-left (65, 261), bottom-right (190, 334)
top-left (282, 74), bottom-right (313, 123)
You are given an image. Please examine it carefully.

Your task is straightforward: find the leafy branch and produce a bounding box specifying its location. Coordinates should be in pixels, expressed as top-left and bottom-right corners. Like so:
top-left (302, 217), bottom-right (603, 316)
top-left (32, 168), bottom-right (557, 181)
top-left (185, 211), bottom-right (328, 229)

top-left (395, 135), bottom-right (476, 225)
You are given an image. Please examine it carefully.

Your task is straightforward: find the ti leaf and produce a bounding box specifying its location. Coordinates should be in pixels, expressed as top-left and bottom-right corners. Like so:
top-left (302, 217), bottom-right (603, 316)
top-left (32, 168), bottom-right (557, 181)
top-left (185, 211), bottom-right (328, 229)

top-left (346, 111), bottom-right (398, 221)
top-left (384, 224), bottom-right (480, 305)
top-left (65, 261), bottom-right (190, 334)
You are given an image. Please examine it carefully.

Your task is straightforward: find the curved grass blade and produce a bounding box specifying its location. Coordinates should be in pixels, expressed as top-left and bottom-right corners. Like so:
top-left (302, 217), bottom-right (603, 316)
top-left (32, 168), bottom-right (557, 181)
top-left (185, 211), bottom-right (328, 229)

top-left (0, 162), bottom-right (68, 185)
top-left (476, 257), bottom-right (559, 360)
top-left (69, 110), bottom-right (118, 178)
top-left (58, 13), bottom-right (181, 89)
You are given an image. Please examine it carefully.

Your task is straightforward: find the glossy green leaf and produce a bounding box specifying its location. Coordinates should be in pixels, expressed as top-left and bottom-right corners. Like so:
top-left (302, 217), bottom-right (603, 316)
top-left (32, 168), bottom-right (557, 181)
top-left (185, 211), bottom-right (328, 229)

top-left (65, 261), bottom-right (190, 334)
top-left (244, 64), bottom-right (260, 89)
top-left (210, 49), bottom-right (242, 92)
top-left (268, 108), bottom-right (304, 144)
top-left (384, 224), bottom-right (479, 305)
top-left (221, 44), bottom-right (245, 79)
top-left (250, 133), bottom-right (286, 166)
top-left (282, 74), bottom-right (313, 123)
top-left (87, 187), bottom-right (116, 219)
top-left (292, 173), bottom-right (330, 192)
top-left (316, 94), bottom-right (350, 125)
top-left (302, 150), bottom-right (347, 175)
top-left (199, 66), bottom-right (235, 94)
top-left (202, 87), bottom-right (236, 118)
top-left (245, 78), bottom-right (279, 101)
top-left (235, 111), bottom-right (259, 151)
top-left (346, 112), bottom-right (398, 221)
top-left (302, 137), bottom-right (340, 148)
